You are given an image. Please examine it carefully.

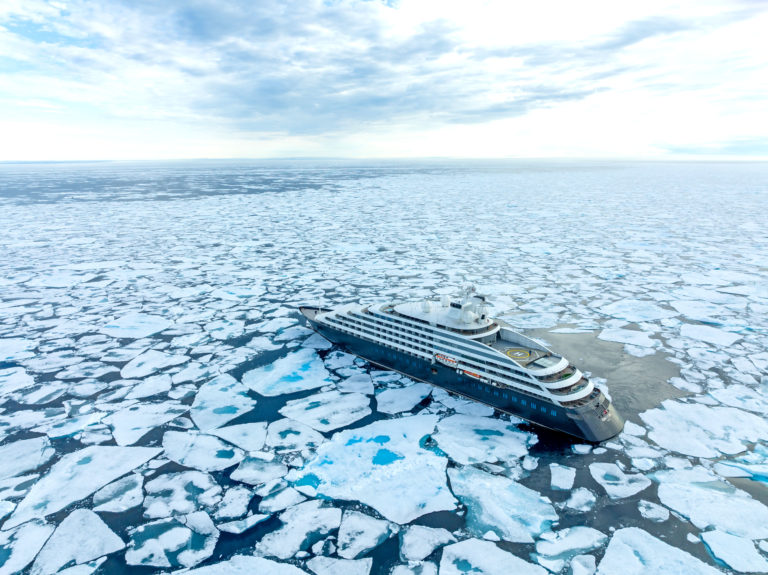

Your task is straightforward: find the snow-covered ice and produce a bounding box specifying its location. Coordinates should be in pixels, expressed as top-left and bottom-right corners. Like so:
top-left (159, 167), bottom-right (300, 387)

top-left (190, 374), bottom-right (257, 431)
top-left (254, 499), bottom-right (341, 559)
top-left (120, 349), bottom-right (188, 379)
top-left (440, 538), bottom-right (547, 575)
top-left (182, 555), bottom-right (307, 575)
top-left (433, 414), bottom-right (535, 465)
top-left (93, 473), bottom-right (144, 513)
top-left (0, 436), bottom-right (55, 481)
top-left (230, 455), bottom-right (288, 486)
top-left (125, 511), bottom-right (218, 569)
top-left (336, 510), bottom-right (396, 559)
top-left (589, 462), bottom-right (651, 499)
top-left (100, 313), bottom-right (171, 339)
top-left (306, 556), bottom-right (373, 575)
top-left (399, 525), bottom-right (455, 561)
top-left (0, 520), bottom-right (55, 575)
top-left (143, 471), bottom-right (221, 518)
top-left (549, 463), bottom-right (576, 490)
top-left (279, 390), bottom-right (371, 432)
top-left (162, 430), bottom-right (245, 471)
top-left (104, 401), bottom-right (188, 445)
top-left (375, 382), bottom-right (431, 414)
top-left (209, 421), bottom-right (268, 452)
top-left (700, 529), bottom-right (768, 573)
top-left (243, 348), bottom-right (333, 396)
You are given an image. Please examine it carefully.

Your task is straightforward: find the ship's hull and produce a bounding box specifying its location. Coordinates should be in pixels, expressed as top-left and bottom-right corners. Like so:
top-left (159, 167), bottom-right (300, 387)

top-left (301, 307), bottom-right (623, 442)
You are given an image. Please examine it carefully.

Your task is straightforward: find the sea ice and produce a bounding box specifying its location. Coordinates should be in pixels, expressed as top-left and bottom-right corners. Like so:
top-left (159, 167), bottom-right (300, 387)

top-left (254, 499), bottom-right (341, 560)
top-left (0, 436), bottom-right (55, 481)
top-left (125, 511), bottom-right (218, 569)
top-left (258, 486), bottom-right (306, 513)
top-left (535, 527), bottom-right (607, 564)
top-left (680, 324), bottom-right (740, 346)
top-left (0, 367), bottom-right (34, 398)
top-left (439, 538), bottom-right (547, 575)
top-left (190, 374), bottom-right (257, 431)
top-left (597, 328), bottom-right (656, 348)
top-left (433, 414), bottom-right (535, 465)
top-left (214, 486), bottom-right (253, 520)
top-left (375, 383), bottom-right (432, 414)
top-left (6, 445), bottom-right (161, 529)
top-left (640, 399), bottom-right (768, 457)
top-left (637, 499), bottom-right (669, 522)
top-left (143, 471), bottom-right (222, 518)
top-left (599, 300), bottom-right (676, 323)
top-left (231, 455), bottom-right (288, 486)
top-left (700, 529), bottom-right (768, 573)
top-left (266, 418), bottom-right (326, 453)
top-left (120, 349), bottom-right (188, 379)
top-left (30, 509), bottom-right (125, 575)
top-left (162, 430), bottom-right (245, 471)
top-left (431, 388), bottom-right (494, 416)
top-left (562, 488), bottom-right (596, 512)
top-left (336, 510), bottom-right (395, 559)
top-left (93, 473), bottom-right (144, 513)
top-left (596, 527), bottom-right (720, 575)
top-left (126, 374), bottom-right (172, 399)
top-left (549, 463), bottom-right (576, 490)
top-left (589, 462), bottom-right (651, 499)
top-left (653, 466), bottom-right (768, 539)
top-left (209, 421), bottom-right (268, 452)
top-left (279, 390), bottom-right (371, 432)
top-left (295, 415), bottom-right (456, 524)
top-left (570, 555), bottom-right (596, 575)
top-left (217, 513), bottom-right (270, 534)
top-left (242, 347), bottom-right (333, 396)
top-left (400, 525), bottom-right (455, 561)
top-left (0, 520), bottom-right (54, 575)
top-left (448, 465), bottom-right (558, 543)
top-left (100, 313), bottom-right (171, 339)
top-left (0, 338), bottom-right (35, 362)
top-left (709, 384), bottom-right (768, 414)
top-left (337, 373), bottom-right (374, 395)
top-left (390, 564), bottom-right (437, 575)
top-left (307, 556), bottom-right (373, 575)
top-left (104, 401), bottom-right (188, 445)
top-left (182, 555), bottom-right (307, 575)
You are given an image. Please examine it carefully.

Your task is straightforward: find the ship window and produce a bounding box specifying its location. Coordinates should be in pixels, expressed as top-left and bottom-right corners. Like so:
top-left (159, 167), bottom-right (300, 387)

top-left (493, 391), bottom-right (499, 396)
top-left (503, 393), bottom-right (508, 399)
top-left (551, 410), bottom-right (557, 416)
top-left (521, 400), bottom-right (526, 406)
top-left (541, 407), bottom-right (547, 413)
top-left (531, 402), bottom-right (536, 409)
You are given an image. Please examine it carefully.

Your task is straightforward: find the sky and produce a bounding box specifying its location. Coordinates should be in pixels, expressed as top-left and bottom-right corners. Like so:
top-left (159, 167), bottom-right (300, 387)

top-left (0, 0), bottom-right (766, 161)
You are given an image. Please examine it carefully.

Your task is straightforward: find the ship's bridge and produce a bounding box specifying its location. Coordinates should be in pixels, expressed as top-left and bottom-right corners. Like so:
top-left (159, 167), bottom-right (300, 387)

top-left (391, 297), bottom-right (497, 337)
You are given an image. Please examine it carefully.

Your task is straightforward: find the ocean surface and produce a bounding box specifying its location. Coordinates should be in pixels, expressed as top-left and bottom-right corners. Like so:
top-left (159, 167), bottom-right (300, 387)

top-left (1, 159), bottom-right (767, 574)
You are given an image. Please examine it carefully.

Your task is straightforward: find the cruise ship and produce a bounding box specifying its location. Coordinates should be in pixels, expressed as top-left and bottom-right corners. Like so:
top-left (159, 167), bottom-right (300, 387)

top-left (300, 287), bottom-right (624, 442)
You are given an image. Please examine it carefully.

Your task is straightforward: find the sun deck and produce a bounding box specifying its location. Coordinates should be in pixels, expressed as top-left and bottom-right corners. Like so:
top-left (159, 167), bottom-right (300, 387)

top-left (489, 340), bottom-right (550, 366)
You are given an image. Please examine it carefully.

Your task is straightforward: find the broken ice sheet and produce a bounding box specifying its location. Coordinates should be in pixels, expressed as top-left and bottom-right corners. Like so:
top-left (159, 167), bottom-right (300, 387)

top-left (278, 389), bottom-right (371, 432)
top-left (100, 313), bottom-right (171, 339)
top-left (230, 455), bottom-right (288, 486)
top-left (93, 473), bottom-right (144, 513)
top-left (120, 349), bottom-right (188, 379)
top-left (294, 415), bottom-right (456, 524)
top-left (306, 556), bottom-right (373, 575)
top-left (103, 401), bottom-right (188, 445)
top-left (242, 347), bottom-right (333, 396)
top-left (0, 520), bottom-right (55, 575)
top-left (254, 499), bottom-right (341, 560)
top-left (588, 462), bottom-right (651, 500)
top-left (143, 471), bottom-right (222, 519)
top-left (400, 525), bottom-right (455, 561)
top-left (0, 436), bottom-right (55, 481)
top-left (190, 374), bottom-right (257, 431)
top-left (700, 529), bottom-right (768, 573)
top-left (549, 463), bottom-right (576, 490)
top-left (433, 414), bottom-right (535, 466)
top-left (5, 445), bottom-right (161, 529)
top-left (209, 421), bottom-right (268, 452)
top-left (535, 526), bottom-right (607, 569)
top-left (439, 538), bottom-right (547, 575)
top-left (375, 382), bottom-right (431, 414)
top-left (125, 511), bottom-right (218, 569)
top-left (336, 510), bottom-right (396, 560)
top-left (448, 465), bottom-right (557, 543)
top-left (182, 555), bottom-right (307, 574)
top-left (162, 430), bottom-right (245, 472)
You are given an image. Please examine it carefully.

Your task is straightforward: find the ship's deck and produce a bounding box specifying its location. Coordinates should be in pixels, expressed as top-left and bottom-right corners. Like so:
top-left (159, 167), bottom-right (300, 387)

top-left (489, 340), bottom-right (549, 366)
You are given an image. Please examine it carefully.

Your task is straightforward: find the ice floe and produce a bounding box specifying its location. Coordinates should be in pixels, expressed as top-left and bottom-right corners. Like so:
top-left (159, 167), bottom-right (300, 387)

top-left (125, 511), bottom-right (218, 569)
top-left (243, 347), bottom-right (333, 396)
top-left (600, 299), bottom-right (676, 323)
top-left (0, 436), bottom-right (55, 481)
top-left (535, 526), bottom-right (607, 572)
top-left (375, 382), bottom-right (432, 414)
top-left (448, 465), bottom-right (557, 543)
top-left (0, 338), bottom-right (36, 362)
top-left (163, 430), bottom-right (245, 471)
top-left (30, 509), bottom-right (124, 575)
top-left (637, 499), bottom-right (669, 522)
top-left (700, 529), bottom-right (768, 573)
top-left (279, 390), bottom-right (371, 432)
top-left (440, 538), bottom-right (547, 575)
top-left (596, 527), bottom-right (720, 575)
top-left (6, 446), bottom-right (160, 529)
top-left (254, 499), bottom-right (341, 559)
top-left (143, 471), bottom-right (221, 518)
top-left (266, 418), bottom-right (325, 453)
top-left (258, 485), bottom-right (306, 513)
top-left (588, 462), bottom-right (651, 499)
top-left (190, 374), bottom-right (257, 431)
top-left (562, 487), bottom-right (597, 512)
top-left (307, 556), bottom-right (372, 575)
top-left (294, 415), bottom-right (456, 524)
top-left (231, 455), bottom-right (288, 486)
top-left (400, 525), bottom-right (455, 561)
top-left (549, 463), bottom-right (576, 490)
top-left (100, 313), bottom-right (171, 339)
top-left (597, 328), bottom-right (656, 348)
top-left (182, 555), bottom-right (307, 574)
top-left (217, 513), bottom-right (269, 534)
top-left (336, 510), bottom-right (395, 559)
top-left (104, 401), bottom-right (188, 445)
top-left (680, 324), bottom-right (740, 346)
top-left (433, 414), bottom-right (535, 466)
top-left (93, 473), bottom-right (144, 513)
top-left (120, 349), bottom-right (188, 379)
top-left (209, 421), bottom-right (268, 452)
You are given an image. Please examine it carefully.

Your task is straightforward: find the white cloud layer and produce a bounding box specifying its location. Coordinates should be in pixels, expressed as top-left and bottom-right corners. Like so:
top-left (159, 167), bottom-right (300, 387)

top-left (0, 0), bottom-right (766, 160)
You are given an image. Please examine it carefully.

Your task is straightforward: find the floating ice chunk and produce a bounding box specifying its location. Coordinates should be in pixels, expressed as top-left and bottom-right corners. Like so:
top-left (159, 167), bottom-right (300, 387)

top-left (303, 333), bottom-right (333, 350)
top-left (433, 414), bottom-right (535, 465)
top-left (171, 361), bottom-right (219, 385)
top-left (91, 474), bottom-right (142, 515)
top-left (622, 421), bottom-right (646, 436)
top-left (1, 500), bottom-right (14, 520)
top-left (598, 328), bottom-right (655, 348)
top-left (324, 350), bottom-right (357, 371)
top-left (709, 384), bottom-right (768, 414)
top-left (266, 418), bottom-right (325, 453)
top-left (680, 324), bottom-right (740, 346)
top-left (336, 510), bottom-right (395, 559)
top-left (182, 555), bottom-right (307, 574)
top-left (390, 564), bottom-right (437, 575)
top-left (570, 554), bottom-right (596, 575)
top-left (600, 300), bottom-right (676, 323)
top-left (0, 520), bottom-right (55, 574)
top-left (0, 338), bottom-right (35, 361)
top-left (125, 511), bottom-right (218, 569)
top-left (217, 513), bottom-right (270, 534)
top-left (205, 319), bottom-right (245, 340)
top-left (653, 466), bottom-right (768, 539)
top-left (0, 474), bottom-right (38, 502)
top-left (400, 525), bottom-right (455, 561)
top-left (536, 527), bottom-right (607, 564)
top-left (243, 348), bottom-right (333, 396)
top-left (640, 399), bottom-right (768, 457)
top-left (572, 444), bottom-right (592, 455)
top-left (191, 374), bottom-right (257, 431)
top-left (440, 538), bottom-right (547, 575)
top-left (596, 527), bottom-right (720, 575)
top-left (375, 383), bottom-right (431, 414)
top-left (0, 436), bottom-right (55, 481)
top-left (307, 556), bottom-right (372, 575)
top-left (279, 390), bottom-right (371, 432)
top-left (104, 401), bottom-right (188, 445)
top-left (431, 388), bottom-right (494, 416)
top-left (258, 486), bottom-right (306, 513)
top-left (163, 430), bottom-right (245, 472)
top-left (0, 367), bottom-right (34, 397)
top-left (209, 422), bottom-right (268, 452)
top-left (637, 500), bottom-right (669, 522)
top-left (296, 415), bottom-right (456, 524)
top-left (30, 509), bottom-right (125, 575)
top-left (501, 312), bottom-right (560, 329)
top-left (701, 530), bottom-right (768, 573)
top-left (120, 350), bottom-right (188, 379)
top-left (448, 465), bottom-right (557, 543)
top-left (337, 374), bottom-right (374, 395)
top-left (10, 382), bottom-right (69, 405)
top-left (100, 313), bottom-right (171, 339)
top-left (212, 286), bottom-right (261, 301)
top-left (143, 471), bottom-right (222, 519)
top-left (562, 488), bottom-right (596, 512)
top-left (589, 462), bottom-right (650, 500)
top-left (549, 463), bottom-right (576, 490)
top-left (6, 445), bottom-right (160, 529)
top-left (214, 486), bottom-right (253, 520)
top-left (231, 456), bottom-right (288, 486)
top-left (126, 374), bottom-right (172, 399)
top-left (254, 499), bottom-right (341, 560)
